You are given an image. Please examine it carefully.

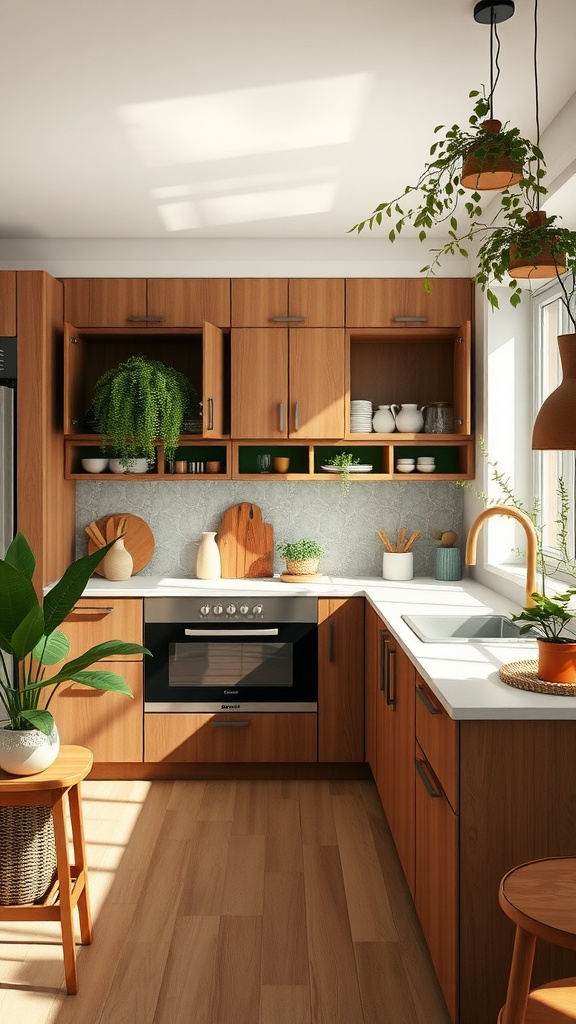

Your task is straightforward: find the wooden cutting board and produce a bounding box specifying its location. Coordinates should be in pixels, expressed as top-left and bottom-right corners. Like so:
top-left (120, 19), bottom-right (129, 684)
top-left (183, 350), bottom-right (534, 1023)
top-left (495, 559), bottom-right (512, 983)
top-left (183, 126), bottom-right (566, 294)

top-left (86, 513), bottom-right (155, 576)
top-left (216, 503), bottom-right (274, 578)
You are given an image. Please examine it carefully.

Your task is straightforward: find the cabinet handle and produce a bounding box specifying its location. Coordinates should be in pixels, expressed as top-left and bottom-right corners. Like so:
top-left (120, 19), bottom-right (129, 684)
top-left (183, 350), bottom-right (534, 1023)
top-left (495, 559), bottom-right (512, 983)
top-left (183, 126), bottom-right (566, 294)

top-left (210, 720), bottom-right (250, 727)
top-left (125, 315), bottom-right (165, 323)
top-left (329, 620), bottom-right (335, 662)
top-left (207, 397), bottom-right (214, 431)
top-left (379, 630), bottom-right (387, 692)
top-left (416, 683), bottom-right (442, 716)
top-left (386, 645), bottom-right (397, 710)
top-left (294, 401), bottom-right (300, 432)
top-left (269, 316), bottom-right (306, 323)
top-left (393, 315), bottom-right (428, 323)
top-left (415, 757), bottom-right (442, 798)
top-left (279, 402), bottom-right (285, 432)
top-left (71, 605), bottom-right (114, 614)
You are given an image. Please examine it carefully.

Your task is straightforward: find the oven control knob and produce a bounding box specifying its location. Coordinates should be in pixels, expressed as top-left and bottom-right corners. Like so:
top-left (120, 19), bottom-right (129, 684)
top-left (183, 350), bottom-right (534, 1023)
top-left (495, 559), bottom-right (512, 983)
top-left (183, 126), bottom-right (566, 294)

top-left (239, 605), bottom-right (249, 615)
top-left (199, 604), bottom-right (211, 616)
top-left (226, 604), bottom-right (236, 615)
top-left (252, 604), bottom-right (263, 616)
top-left (213, 604), bottom-right (223, 615)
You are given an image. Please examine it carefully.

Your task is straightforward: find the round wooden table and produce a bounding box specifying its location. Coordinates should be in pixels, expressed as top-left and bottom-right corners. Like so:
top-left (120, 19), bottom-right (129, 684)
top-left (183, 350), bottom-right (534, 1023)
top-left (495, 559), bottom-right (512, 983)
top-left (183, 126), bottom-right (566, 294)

top-left (0, 745), bottom-right (94, 994)
top-left (498, 856), bottom-right (576, 1023)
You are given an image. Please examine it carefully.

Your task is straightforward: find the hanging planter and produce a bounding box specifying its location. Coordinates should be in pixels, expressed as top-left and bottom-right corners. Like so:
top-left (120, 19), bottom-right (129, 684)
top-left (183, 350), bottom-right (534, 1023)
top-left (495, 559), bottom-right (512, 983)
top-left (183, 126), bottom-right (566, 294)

top-left (508, 211), bottom-right (567, 278)
top-left (461, 118), bottom-right (523, 190)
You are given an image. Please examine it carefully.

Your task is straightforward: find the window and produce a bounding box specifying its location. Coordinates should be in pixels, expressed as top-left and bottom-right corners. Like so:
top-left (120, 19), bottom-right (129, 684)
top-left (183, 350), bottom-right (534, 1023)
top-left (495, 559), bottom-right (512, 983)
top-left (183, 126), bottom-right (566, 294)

top-left (532, 281), bottom-right (575, 575)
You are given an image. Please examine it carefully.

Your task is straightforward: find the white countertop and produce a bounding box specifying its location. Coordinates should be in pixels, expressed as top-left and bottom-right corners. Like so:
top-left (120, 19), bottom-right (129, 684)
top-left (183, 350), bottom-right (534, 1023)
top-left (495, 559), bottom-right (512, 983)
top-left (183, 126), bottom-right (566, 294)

top-left (79, 574), bottom-right (576, 722)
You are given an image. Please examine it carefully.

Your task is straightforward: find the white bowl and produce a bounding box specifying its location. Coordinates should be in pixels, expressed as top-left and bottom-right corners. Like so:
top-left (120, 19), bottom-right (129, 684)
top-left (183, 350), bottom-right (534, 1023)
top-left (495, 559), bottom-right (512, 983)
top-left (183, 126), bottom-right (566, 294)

top-left (417, 464), bottom-right (435, 472)
top-left (396, 461), bottom-right (415, 467)
top-left (109, 457), bottom-right (149, 474)
top-left (396, 464), bottom-right (415, 473)
top-left (417, 459), bottom-right (436, 466)
top-left (81, 458), bottom-right (108, 473)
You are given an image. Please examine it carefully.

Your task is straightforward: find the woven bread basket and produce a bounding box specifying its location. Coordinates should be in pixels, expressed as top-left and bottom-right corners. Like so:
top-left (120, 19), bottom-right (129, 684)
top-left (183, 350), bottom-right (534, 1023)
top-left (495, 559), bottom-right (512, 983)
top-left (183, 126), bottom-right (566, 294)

top-left (285, 558), bottom-right (320, 576)
top-left (0, 805), bottom-right (57, 905)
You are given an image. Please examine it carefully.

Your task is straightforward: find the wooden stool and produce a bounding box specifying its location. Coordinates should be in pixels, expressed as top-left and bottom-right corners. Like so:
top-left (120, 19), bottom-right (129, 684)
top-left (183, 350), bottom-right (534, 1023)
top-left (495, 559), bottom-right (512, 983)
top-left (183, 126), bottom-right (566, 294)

top-left (498, 856), bottom-right (576, 1023)
top-left (0, 745), bottom-right (94, 994)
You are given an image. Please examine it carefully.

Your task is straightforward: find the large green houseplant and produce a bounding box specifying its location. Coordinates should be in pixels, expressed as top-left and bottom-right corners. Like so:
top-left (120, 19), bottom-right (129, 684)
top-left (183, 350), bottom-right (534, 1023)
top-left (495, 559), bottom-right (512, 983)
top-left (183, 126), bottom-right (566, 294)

top-left (92, 355), bottom-right (198, 470)
top-left (0, 532), bottom-right (150, 774)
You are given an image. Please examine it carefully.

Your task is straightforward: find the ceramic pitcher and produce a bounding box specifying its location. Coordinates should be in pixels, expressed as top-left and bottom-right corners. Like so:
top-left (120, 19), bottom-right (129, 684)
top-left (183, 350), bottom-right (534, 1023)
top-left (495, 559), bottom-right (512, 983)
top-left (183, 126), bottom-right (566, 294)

top-left (395, 404), bottom-right (425, 433)
top-left (372, 405), bottom-right (397, 433)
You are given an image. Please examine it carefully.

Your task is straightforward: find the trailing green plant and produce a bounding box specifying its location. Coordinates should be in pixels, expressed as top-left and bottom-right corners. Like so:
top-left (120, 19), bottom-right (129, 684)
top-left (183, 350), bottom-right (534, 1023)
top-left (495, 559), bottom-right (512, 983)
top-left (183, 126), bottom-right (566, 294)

top-left (92, 355), bottom-right (198, 469)
top-left (349, 89), bottom-right (544, 258)
top-left (276, 539), bottom-right (324, 562)
top-left (511, 589), bottom-right (576, 643)
top-left (325, 452), bottom-right (361, 496)
top-left (0, 533), bottom-right (151, 734)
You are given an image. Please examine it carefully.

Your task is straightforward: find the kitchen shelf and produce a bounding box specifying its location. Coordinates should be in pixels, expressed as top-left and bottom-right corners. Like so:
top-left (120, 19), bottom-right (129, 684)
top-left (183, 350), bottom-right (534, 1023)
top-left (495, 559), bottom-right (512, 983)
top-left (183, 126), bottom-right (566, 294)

top-left (65, 438), bottom-right (231, 480)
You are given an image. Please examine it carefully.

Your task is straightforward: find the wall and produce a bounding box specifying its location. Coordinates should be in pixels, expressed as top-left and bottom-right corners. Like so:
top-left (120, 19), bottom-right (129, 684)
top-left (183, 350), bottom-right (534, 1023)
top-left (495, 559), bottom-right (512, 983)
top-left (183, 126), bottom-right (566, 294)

top-left (76, 478), bottom-right (463, 579)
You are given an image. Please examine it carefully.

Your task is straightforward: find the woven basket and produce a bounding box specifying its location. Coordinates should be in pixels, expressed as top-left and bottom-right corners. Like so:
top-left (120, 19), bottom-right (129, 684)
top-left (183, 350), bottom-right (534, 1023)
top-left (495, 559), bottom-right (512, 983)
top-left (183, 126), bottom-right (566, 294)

top-left (285, 558), bottom-right (320, 576)
top-left (0, 805), bottom-right (57, 905)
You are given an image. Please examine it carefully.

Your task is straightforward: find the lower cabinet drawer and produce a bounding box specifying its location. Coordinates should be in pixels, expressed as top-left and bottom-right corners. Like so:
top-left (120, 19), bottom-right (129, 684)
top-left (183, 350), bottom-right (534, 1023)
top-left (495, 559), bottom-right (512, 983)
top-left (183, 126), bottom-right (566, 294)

top-left (144, 713), bottom-right (318, 763)
top-left (51, 662), bottom-right (143, 762)
top-left (62, 598), bottom-right (144, 661)
top-left (415, 673), bottom-right (459, 812)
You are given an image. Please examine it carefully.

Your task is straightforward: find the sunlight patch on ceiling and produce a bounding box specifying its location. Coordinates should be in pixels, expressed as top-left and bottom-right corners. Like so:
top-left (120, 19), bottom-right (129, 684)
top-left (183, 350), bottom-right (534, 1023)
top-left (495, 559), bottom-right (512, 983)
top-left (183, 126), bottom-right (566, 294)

top-left (117, 74), bottom-right (370, 167)
top-left (158, 182), bottom-right (337, 231)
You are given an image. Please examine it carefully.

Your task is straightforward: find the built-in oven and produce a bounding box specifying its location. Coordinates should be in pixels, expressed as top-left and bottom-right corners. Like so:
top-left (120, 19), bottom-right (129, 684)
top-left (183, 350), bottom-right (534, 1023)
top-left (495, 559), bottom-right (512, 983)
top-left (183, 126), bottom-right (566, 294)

top-left (144, 596), bottom-right (317, 712)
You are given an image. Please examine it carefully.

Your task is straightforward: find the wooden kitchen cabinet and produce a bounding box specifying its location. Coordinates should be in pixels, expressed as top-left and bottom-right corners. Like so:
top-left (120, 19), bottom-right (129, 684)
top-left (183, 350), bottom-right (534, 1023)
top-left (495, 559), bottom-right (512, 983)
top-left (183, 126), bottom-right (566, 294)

top-left (61, 598), bottom-right (144, 658)
top-left (318, 598), bottom-right (364, 762)
top-left (0, 271), bottom-right (16, 335)
top-left (346, 278), bottom-right (472, 328)
top-left (62, 277), bottom-right (230, 328)
top-left (231, 327), bottom-right (345, 439)
top-left (364, 602), bottom-right (381, 775)
top-left (144, 713), bottom-right (317, 762)
top-left (231, 278), bottom-right (344, 327)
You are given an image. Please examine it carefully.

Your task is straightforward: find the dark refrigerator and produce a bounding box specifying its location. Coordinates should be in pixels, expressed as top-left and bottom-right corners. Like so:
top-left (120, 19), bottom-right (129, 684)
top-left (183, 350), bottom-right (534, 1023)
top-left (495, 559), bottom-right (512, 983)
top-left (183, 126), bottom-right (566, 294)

top-left (0, 336), bottom-right (17, 556)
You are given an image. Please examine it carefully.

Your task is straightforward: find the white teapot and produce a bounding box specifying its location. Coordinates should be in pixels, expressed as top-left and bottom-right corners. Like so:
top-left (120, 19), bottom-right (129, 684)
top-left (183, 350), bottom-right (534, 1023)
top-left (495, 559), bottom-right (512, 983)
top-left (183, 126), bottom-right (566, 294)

top-left (395, 404), bottom-right (425, 433)
top-left (372, 405), bottom-right (397, 433)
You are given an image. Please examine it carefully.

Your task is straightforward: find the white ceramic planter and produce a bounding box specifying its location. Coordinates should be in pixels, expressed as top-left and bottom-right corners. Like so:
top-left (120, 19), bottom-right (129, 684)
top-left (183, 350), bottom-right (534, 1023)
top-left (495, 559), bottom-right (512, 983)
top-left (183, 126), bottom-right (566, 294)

top-left (382, 551), bottom-right (414, 581)
top-left (0, 723), bottom-right (60, 776)
top-left (109, 458), bottom-right (149, 474)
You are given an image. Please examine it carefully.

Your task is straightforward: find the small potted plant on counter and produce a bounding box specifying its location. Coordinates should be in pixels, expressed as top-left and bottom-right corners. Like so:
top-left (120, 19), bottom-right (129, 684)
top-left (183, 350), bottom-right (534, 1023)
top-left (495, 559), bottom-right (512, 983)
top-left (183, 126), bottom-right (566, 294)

top-left (276, 539), bottom-right (325, 578)
top-left (511, 589), bottom-right (576, 685)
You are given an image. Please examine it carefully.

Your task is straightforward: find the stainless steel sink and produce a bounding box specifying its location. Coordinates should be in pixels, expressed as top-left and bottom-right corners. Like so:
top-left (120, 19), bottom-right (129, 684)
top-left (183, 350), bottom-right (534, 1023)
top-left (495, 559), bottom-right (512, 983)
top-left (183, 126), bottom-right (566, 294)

top-left (401, 613), bottom-right (536, 643)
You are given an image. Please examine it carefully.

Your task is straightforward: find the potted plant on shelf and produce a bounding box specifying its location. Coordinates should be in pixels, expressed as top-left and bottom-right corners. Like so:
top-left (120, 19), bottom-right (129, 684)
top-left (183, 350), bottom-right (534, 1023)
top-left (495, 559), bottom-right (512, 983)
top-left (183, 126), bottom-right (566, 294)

top-left (276, 539), bottom-right (325, 577)
top-left (92, 355), bottom-right (198, 471)
top-left (511, 590), bottom-right (576, 684)
top-left (324, 452), bottom-right (361, 496)
top-left (0, 532), bottom-right (150, 776)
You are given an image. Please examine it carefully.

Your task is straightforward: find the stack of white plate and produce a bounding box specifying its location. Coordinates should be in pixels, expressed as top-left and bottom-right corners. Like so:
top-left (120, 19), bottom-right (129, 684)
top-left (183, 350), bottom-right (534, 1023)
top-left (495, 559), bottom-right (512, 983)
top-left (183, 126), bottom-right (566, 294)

top-left (350, 399), bottom-right (373, 433)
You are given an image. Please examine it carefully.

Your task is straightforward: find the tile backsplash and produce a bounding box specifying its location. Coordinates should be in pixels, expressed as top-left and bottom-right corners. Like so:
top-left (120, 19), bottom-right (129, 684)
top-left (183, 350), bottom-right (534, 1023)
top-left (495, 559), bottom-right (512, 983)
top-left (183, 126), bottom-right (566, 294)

top-left (76, 480), bottom-right (463, 579)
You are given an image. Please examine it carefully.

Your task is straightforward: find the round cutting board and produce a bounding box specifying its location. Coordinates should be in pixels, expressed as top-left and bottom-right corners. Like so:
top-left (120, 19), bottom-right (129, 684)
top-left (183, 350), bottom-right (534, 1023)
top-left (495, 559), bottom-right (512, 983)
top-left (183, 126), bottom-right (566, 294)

top-left (87, 513), bottom-right (155, 576)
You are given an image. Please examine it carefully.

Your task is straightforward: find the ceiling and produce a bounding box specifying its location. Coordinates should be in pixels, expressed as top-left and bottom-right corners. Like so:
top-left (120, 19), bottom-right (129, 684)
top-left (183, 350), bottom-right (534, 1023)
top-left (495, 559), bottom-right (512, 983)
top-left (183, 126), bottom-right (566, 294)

top-left (1, 0), bottom-right (575, 241)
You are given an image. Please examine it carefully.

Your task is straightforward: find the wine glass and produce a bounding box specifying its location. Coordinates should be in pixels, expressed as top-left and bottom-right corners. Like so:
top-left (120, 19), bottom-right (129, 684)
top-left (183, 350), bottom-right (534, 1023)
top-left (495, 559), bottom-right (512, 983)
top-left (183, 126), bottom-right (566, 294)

top-left (257, 453), bottom-right (271, 473)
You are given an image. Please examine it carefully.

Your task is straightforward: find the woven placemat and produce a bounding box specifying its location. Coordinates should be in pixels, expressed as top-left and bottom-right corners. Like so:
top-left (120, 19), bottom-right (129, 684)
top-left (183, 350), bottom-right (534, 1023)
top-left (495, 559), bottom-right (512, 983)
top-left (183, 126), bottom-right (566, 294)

top-left (499, 659), bottom-right (576, 696)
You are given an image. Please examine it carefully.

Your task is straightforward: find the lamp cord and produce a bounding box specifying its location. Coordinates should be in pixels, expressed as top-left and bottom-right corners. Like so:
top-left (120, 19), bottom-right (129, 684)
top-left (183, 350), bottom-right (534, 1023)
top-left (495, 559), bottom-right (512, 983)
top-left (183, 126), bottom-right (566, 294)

top-left (534, 0), bottom-right (541, 209)
top-left (488, 9), bottom-right (502, 120)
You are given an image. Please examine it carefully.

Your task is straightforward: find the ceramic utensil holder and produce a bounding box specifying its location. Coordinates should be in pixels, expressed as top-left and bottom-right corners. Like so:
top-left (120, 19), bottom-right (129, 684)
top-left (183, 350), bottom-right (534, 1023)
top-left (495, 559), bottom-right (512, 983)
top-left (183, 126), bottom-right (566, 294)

top-left (382, 551), bottom-right (413, 581)
top-left (434, 546), bottom-right (462, 581)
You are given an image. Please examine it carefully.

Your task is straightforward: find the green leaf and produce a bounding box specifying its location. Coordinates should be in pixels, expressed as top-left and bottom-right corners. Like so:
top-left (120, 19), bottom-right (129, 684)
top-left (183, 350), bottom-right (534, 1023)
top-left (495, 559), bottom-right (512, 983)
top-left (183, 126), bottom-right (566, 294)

top-left (33, 628), bottom-right (70, 666)
top-left (65, 670), bottom-right (134, 696)
top-left (388, 230), bottom-right (395, 242)
top-left (4, 532), bottom-right (35, 579)
top-left (20, 709), bottom-right (54, 735)
top-left (42, 540), bottom-right (117, 635)
top-left (419, 230), bottom-right (426, 242)
top-left (10, 604), bottom-right (45, 661)
top-left (0, 561), bottom-right (39, 655)
top-left (44, 641), bottom-right (150, 687)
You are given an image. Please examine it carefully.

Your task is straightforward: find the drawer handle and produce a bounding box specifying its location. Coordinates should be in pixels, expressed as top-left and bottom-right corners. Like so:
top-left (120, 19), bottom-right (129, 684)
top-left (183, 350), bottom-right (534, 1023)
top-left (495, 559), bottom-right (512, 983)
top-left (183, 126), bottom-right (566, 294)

top-left (294, 401), bottom-right (299, 432)
top-left (269, 316), bottom-right (306, 323)
top-left (393, 315), bottom-right (428, 323)
top-left (278, 401), bottom-right (285, 432)
top-left (125, 315), bottom-right (165, 322)
top-left (71, 605), bottom-right (114, 614)
top-left (415, 757), bottom-right (442, 798)
top-left (210, 720), bottom-right (250, 727)
top-left (416, 683), bottom-right (442, 716)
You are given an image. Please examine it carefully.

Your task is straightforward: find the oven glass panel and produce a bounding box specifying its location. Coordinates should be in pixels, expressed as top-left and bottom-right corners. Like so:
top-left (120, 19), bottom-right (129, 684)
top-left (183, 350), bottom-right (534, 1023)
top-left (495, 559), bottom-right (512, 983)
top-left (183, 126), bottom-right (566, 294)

top-left (169, 642), bottom-right (293, 689)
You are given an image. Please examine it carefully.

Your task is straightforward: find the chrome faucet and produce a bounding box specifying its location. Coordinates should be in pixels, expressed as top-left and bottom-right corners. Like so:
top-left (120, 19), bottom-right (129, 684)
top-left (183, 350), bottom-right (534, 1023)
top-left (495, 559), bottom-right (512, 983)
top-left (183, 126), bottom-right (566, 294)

top-left (465, 505), bottom-right (538, 608)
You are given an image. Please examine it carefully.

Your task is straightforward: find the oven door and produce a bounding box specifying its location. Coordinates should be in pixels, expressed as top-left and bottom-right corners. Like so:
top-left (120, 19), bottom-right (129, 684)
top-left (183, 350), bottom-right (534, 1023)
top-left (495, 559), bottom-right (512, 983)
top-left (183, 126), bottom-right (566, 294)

top-left (144, 620), bottom-right (317, 711)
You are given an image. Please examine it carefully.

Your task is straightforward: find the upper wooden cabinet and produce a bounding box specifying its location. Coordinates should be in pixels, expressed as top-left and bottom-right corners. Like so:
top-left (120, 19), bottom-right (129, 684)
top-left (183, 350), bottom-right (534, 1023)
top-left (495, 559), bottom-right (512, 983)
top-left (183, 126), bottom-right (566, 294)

top-left (62, 278), bottom-right (231, 328)
top-left (231, 278), bottom-right (345, 327)
top-left (346, 279), bottom-right (472, 328)
top-left (0, 272), bottom-right (16, 335)
top-left (231, 328), bottom-right (345, 439)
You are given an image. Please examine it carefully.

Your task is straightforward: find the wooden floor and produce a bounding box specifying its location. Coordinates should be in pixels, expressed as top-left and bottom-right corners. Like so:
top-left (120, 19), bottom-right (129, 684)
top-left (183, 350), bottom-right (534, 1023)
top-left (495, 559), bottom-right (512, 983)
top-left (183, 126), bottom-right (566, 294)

top-left (0, 778), bottom-right (450, 1024)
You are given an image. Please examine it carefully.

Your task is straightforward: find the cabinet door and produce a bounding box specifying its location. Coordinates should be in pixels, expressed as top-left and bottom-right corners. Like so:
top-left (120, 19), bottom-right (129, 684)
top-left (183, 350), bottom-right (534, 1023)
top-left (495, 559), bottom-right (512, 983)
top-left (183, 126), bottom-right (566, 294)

top-left (364, 602), bottom-right (381, 774)
top-left (62, 598), bottom-right (144, 660)
top-left (376, 633), bottom-right (416, 894)
top-left (415, 741), bottom-right (458, 1023)
top-left (415, 673), bottom-right (458, 811)
top-left (346, 279), bottom-right (472, 328)
top-left (289, 329), bottom-right (345, 438)
top-left (231, 279), bottom-right (288, 327)
top-left (318, 598), bottom-right (364, 762)
top-left (231, 328), bottom-right (289, 438)
top-left (51, 662), bottom-right (143, 762)
top-left (0, 272), bottom-right (16, 335)
top-left (62, 279), bottom-right (148, 327)
top-left (288, 279), bottom-right (345, 327)
top-left (144, 713), bottom-right (317, 762)
top-left (147, 279), bottom-right (230, 328)
top-left (202, 321), bottom-right (227, 438)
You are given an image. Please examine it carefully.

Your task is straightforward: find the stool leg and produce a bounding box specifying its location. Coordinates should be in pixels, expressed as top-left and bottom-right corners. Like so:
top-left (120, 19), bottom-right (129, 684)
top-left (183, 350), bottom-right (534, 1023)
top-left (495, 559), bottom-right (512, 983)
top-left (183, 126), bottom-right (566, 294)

top-left (52, 791), bottom-right (78, 995)
top-left (501, 925), bottom-right (536, 1024)
top-left (68, 782), bottom-right (92, 945)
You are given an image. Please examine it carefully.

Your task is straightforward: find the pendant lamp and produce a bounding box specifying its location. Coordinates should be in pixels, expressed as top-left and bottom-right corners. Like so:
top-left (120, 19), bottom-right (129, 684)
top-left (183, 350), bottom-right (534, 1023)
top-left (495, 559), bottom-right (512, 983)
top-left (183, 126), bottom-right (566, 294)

top-left (532, 335), bottom-right (576, 449)
top-left (461, 0), bottom-right (522, 191)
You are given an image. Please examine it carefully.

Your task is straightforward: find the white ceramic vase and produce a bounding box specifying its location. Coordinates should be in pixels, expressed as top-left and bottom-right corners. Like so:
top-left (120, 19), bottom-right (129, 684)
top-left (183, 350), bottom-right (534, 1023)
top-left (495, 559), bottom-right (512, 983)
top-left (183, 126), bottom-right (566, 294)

top-left (196, 532), bottom-right (222, 580)
top-left (102, 536), bottom-right (133, 581)
top-left (0, 722), bottom-right (60, 776)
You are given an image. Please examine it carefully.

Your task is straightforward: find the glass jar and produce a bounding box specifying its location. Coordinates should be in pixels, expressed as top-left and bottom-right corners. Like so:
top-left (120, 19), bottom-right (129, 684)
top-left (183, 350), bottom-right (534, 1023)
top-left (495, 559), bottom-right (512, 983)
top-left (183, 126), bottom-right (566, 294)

top-left (423, 402), bottom-right (454, 434)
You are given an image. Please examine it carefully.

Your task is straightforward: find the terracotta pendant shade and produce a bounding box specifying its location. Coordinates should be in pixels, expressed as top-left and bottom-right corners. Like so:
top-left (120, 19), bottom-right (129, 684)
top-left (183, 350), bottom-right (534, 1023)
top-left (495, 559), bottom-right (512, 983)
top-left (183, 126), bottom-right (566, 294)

top-left (461, 120), bottom-right (523, 190)
top-left (532, 334), bottom-right (576, 449)
top-left (509, 211), bottom-right (567, 279)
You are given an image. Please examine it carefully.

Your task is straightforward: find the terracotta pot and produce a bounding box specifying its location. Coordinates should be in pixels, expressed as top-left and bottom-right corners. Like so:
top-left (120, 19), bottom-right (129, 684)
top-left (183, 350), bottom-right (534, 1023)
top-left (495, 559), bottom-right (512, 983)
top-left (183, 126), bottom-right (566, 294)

top-left (509, 211), bottom-right (567, 279)
top-left (461, 120), bottom-right (522, 190)
top-left (537, 639), bottom-right (576, 684)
